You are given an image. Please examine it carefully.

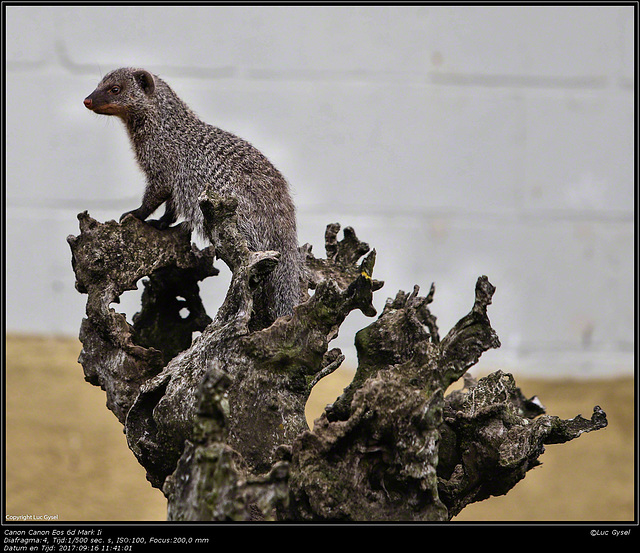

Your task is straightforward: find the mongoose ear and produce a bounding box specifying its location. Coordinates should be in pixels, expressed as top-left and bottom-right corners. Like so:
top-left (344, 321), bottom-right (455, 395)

top-left (135, 70), bottom-right (155, 96)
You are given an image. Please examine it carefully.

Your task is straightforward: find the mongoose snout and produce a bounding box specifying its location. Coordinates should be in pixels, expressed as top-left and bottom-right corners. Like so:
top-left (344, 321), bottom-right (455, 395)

top-left (84, 67), bottom-right (302, 325)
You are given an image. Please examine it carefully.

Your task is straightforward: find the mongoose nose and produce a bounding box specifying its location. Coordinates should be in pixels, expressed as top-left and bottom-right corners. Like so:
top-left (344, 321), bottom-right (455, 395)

top-left (83, 98), bottom-right (93, 109)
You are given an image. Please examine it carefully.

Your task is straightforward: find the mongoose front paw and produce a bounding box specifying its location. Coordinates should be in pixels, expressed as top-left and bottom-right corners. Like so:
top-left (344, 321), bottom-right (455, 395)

top-left (120, 209), bottom-right (143, 222)
top-left (147, 218), bottom-right (171, 230)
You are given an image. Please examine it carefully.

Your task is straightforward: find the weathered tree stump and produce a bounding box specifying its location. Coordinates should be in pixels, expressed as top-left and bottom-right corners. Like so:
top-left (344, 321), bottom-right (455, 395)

top-left (67, 187), bottom-right (607, 521)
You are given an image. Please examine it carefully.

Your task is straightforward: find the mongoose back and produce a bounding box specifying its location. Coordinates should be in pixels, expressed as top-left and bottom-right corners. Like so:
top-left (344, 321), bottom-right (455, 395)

top-left (84, 67), bottom-right (301, 324)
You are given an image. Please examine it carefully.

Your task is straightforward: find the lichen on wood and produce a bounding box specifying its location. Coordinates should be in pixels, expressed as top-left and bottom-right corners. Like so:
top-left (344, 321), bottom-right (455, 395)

top-left (68, 186), bottom-right (608, 521)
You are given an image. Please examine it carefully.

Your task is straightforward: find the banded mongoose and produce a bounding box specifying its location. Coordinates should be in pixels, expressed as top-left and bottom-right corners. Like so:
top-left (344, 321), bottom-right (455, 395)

top-left (83, 67), bottom-right (301, 323)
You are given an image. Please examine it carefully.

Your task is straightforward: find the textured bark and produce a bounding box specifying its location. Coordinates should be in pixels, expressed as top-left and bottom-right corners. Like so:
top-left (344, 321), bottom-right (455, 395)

top-left (68, 187), bottom-right (608, 521)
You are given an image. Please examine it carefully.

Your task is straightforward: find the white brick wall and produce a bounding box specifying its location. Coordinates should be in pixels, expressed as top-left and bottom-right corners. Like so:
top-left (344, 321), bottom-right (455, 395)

top-left (5, 5), bottom-right (635, 377)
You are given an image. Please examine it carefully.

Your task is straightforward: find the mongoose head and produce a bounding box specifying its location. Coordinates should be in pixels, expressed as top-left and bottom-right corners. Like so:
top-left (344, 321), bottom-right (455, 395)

top-left (84, 67), bottom-right (156, 119)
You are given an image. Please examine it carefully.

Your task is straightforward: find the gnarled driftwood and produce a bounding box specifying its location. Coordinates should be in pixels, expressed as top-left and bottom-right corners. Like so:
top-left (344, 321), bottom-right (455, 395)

top-left (67, 186), bottom-right (607, 521)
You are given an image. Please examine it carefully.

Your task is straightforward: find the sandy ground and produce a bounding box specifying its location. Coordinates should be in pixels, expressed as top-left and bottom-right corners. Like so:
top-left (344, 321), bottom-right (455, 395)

top-left (4, 333), bottom-right (635, 522)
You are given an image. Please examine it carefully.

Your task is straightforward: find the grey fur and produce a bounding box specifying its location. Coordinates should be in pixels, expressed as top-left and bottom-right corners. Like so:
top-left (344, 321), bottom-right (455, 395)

top-left (84, 67), bottom-right (301, 323)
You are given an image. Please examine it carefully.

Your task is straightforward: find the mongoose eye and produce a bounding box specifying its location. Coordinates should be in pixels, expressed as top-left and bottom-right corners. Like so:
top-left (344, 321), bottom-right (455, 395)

top-left (110, 86), bottom-right (121, 94)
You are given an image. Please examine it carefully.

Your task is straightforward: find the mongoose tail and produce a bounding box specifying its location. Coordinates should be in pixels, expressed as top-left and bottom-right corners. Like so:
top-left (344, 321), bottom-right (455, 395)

top-left (84, 67), bottom-right (301, 323)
